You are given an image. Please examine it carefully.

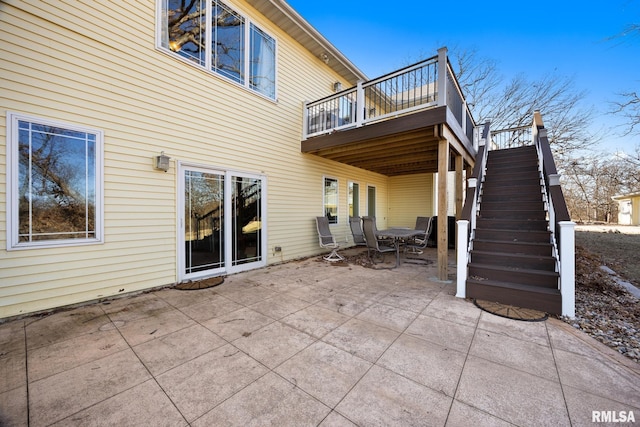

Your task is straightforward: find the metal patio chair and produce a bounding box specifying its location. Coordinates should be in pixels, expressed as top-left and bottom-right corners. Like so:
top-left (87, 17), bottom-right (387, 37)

top-left (349, 216), bottom-right (366, 246)
top-left (405, 216), bottom-right (433, 255)
top-left (362, 216), bottom-right (396, 264)
top-left (315, 216), bottom-right (344, 262)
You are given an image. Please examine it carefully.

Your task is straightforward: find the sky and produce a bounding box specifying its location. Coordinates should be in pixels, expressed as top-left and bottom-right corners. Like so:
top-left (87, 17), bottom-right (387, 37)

top-left (286, 0), bottom-right (640, 155)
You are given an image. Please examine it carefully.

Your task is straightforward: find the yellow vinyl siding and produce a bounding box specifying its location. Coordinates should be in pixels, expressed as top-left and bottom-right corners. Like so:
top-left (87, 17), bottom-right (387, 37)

top-left (387, 174), bottom-right (434, 227)
top-left (0, 0), bottom-right (396, 318)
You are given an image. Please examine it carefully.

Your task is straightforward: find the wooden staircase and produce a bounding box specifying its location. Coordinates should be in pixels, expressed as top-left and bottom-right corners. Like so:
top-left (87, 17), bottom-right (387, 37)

top-left (466, 145), bottom-right (562, 314)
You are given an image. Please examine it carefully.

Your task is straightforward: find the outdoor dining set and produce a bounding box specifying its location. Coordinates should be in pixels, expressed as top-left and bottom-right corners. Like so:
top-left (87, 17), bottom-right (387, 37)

top-left (315, 215), bottom-right (434, 267)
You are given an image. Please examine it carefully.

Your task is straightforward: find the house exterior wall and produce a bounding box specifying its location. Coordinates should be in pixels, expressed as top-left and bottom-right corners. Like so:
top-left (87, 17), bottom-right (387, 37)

top-left (615, 194), bottom-right (640, 225)
top-left (617, 199), bottom-right (632, 225)
top-left (0, 0), bottom-right (425, 319)
top-left (387, 174), bottom-right (433, 227)
top-left (634, 197), bottom-right (640, 226)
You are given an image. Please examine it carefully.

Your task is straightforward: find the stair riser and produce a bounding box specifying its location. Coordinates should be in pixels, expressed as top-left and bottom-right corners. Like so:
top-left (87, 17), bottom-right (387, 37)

top-left (476, 219), bottom-right (548, 231)
top-left (473, 240), bottom-right (552, 256)
top-left (482, 185), bottom-right (541, 195)
top-left (487, 161), bottom-right (537, 170)
top-left (485, 168), bottom-right (540, 178)
top-left (481, 202), bottom-right (544, 211)
top-left (488, 146), bottom-right (536, 156)
top-left (479, 210), bottom-right (546, 220)
top-left (486, 161), bottom-right (538, 170)
top-left (487, 158), bottom-right (538, 168)
top-left (470, 252), bottom-right (556, 270)
top-left (483, 178), bottom-right (542, 188)
top-left (469, 265), bottom-right (558, 288)
top-left (481, 193), bottom-right (542, 203)
top-left (475, 229), bottom-right (551, 243)
top-left (474, 229), bottom-right (551, 243)
top-left (466, 281), bottom-right (562, 314)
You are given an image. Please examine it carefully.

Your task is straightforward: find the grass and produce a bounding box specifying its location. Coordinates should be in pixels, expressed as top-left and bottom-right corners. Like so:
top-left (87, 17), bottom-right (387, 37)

top-left (575, 226), bottom-right (640, 286)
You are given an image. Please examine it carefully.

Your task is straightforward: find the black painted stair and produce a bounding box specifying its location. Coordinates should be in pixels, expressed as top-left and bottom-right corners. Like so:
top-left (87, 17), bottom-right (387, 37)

top-left (467, 145), bottom-right (562, 314)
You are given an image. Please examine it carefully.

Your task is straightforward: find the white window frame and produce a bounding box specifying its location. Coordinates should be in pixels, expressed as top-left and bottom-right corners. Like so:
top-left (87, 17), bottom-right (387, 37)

top-left (348, 181), bottom-right (360, 218)
top-left (366, 184), bottom-right (377, 218)
top-left (6, 112), bottom-right (104, 250)
top-left (156, 0), bottom-right (278, 100)
top-left (323, 176), bottom-right (339, 225)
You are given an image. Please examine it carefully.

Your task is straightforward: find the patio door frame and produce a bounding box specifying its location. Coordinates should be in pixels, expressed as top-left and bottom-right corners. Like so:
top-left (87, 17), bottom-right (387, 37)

top-left (178, 162), bottom-right (267, 282)
top-left (367, 184), bottom-right (376, 217)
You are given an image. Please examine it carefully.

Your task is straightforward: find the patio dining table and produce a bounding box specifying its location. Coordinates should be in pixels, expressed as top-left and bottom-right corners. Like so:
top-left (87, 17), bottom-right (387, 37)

top-left (376, 228), bottom-right (424, 267)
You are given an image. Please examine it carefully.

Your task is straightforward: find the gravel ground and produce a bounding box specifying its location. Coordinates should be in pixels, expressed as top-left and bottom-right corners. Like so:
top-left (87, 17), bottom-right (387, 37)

top-left (568, 225), bottom-right (640, 363)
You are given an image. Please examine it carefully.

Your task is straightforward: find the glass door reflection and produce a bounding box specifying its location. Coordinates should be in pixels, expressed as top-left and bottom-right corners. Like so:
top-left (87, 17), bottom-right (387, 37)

top-left (184, 170), bottom-right (224, 275)
top-left (231, 175), bottom-right (262, 267)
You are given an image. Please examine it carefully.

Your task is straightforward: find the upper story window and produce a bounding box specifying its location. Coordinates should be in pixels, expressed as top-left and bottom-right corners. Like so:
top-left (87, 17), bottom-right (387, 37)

top-left (6, 113), bottom-right (103, 250)
top-left (160, 0), bottom-right (276, 99)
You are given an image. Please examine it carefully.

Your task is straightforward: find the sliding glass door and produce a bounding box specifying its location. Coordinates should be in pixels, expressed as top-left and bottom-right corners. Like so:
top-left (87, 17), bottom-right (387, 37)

top-left (231, 175), bottom-right (262, 267)
top-left (180, 164), bottom-right (265, 281)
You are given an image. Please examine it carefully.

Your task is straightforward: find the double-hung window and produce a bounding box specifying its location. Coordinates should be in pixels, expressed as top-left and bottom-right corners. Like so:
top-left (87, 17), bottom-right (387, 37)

top-left (6, 113), bottom-right (103, 249)
top-left (160, 0), bottom-right (276, 99)
top-left (348, 182), bottom-right (359, 217)
top-left (324, 177), bottom-right (338, 224)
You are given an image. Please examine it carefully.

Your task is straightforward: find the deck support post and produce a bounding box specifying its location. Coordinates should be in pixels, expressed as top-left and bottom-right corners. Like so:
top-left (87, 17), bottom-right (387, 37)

top-left (437, 137), bottom-right (449, 281)
top-left (455, 154), bottom-right (464, 218)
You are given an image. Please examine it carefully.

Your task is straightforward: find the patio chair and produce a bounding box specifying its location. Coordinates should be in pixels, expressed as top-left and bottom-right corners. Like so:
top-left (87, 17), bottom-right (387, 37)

top-left (315, 216), bottom-right (344, 262)
top-left (349, 216), bottom-right (366, 246)
top-left (405, 216), bottom-right (433, 255)
top-left (362, 216), bottom-right (396, 264)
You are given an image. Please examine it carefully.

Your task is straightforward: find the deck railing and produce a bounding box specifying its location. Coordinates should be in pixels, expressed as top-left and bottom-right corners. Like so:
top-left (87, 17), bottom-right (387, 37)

top-left (531, 111), bottom-right (575, 317)
top-left (489, 125), bottom-right (532, 149)
top-left (303, 47), bottom-right (474, 142)
top-left (456, 122), bottom-right (489, 300)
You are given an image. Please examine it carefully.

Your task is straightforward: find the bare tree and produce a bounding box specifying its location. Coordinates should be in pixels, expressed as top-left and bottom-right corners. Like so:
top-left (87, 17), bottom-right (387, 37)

top-left (448, 47), bottom-right (502, 120)
top-left (561, 151), bottom-right (640, 223)
top-left (611, 91), bottom-right (640, 136)
top-left (608, 23), bottom-right (640, 136)
top-left (447, 49), bottom-right (598, 158)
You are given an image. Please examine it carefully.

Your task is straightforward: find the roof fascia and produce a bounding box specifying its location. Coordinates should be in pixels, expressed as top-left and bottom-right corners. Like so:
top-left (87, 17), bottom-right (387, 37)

top-left (245, 0), bottom-right (368, 84)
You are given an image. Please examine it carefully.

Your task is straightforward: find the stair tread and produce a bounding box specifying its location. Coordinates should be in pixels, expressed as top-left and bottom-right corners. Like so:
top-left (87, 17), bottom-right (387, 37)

top-left (482, 187), bottom-right (542, 192)
top-left (471, 250), bottom-right (555, 260)
top-left (475, 227), bottom-right (550, 233)
top-left (473, 238), bottom-right (552, 246)
top-left (468, 262), bottom-right (559, 277)
top-left (480, 208), bottom-right (544, 212)
top-left (466, 277), bottom-right (561, 294)
top-left (478, 218), bottom-right (548, 223)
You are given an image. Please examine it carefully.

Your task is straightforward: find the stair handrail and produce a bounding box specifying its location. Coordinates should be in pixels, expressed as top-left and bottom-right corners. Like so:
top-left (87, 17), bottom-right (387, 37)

top-left (532, 111), bottom-right (575, 317)
top-left (456, 120), bottom-right (490, 298)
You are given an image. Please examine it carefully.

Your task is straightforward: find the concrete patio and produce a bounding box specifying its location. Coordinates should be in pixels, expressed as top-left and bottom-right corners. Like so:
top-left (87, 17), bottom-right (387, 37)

top-left (1, 248), bottom-right (639, 426)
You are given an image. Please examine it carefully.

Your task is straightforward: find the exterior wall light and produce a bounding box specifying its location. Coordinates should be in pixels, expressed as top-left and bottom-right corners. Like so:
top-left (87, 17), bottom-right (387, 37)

top-left (333, 82), bottom-right (342, 92)
top-left (154, 151), bottom-right (171, 172)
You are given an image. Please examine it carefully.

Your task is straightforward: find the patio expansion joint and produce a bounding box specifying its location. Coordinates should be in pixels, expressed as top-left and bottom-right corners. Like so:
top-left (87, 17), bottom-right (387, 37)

top-left (111, 309), bottom-right (191, 426)
top-left (21, 320), bottom-right (31, 426)
top-left (546, 320), bottom-right (577, 423)
top-left (442, 303), bottom-right (482, 426)
top-left (320, 297), bottom-right (453, 418)
top-left (547, 321), bottom-right (640, 412)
